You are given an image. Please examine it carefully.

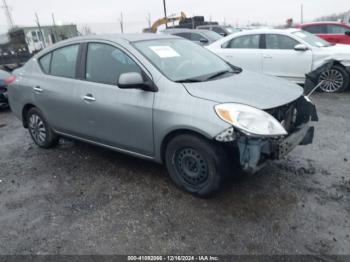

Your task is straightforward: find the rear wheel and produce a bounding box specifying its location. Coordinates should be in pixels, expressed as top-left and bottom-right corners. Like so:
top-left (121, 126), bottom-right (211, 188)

top-left (165, 134), bottom-right (229, 197)
top-left (318, 65), bottom-right (349, 93)
top-left (26, 107), bottom-right (59, 148)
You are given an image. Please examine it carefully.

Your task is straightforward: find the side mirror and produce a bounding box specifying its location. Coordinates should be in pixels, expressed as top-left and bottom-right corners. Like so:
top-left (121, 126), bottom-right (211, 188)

top-left (219, 32), bottom-right (227, 37)
top-left (345, 31), bottom-right (350, 36)
top-left (294, 44), bottom-right (309, 51)
top-left (118, 72), bottom-right (155, 91)
top-left (199, 38), bottom-right (209, 43)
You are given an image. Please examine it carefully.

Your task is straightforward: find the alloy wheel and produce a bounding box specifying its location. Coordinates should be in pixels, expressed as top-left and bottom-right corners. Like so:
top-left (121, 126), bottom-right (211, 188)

top-left (319, 69), bottom-right (344, 93)
top-left (28, 114), bottom-right (47, 145)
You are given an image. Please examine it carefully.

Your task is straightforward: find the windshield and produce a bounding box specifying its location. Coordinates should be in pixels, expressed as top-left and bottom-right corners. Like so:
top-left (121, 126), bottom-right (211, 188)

top-left (225, 27), bottom-right (241, 34)
top-left (292, 30), bottom-right (332, 47)
top-left (202, 31), bottom-right (223, 41)
top-left (133, 39), bottom-right (235, 82)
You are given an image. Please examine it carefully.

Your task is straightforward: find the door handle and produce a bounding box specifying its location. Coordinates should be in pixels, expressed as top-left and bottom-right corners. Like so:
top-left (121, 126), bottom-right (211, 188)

top-left (83, 94), bottom-right (96, 102)
top-left (263, 55), bottom-right (273, 59)
top-left (33, 86), bottom-right (43, 92)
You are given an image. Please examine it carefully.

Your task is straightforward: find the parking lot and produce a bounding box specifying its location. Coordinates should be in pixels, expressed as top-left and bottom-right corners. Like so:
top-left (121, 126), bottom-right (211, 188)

top-left (0, 92), bottom-right (349, 255)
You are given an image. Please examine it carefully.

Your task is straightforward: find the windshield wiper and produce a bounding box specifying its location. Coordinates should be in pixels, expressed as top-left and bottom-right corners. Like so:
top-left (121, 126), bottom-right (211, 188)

top-left (205, 70), bottom-right (233, 81)
top-left (175, 78), bottom-right (203, 83)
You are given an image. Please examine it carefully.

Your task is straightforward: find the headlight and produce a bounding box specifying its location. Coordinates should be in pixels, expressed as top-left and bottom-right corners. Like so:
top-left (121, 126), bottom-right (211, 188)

top-left (215, 103), bottom-right (287, 137)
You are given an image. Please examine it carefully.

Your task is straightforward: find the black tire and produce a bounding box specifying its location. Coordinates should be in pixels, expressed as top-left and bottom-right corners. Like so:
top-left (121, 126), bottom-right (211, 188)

top-left (26, 107), bottom-right (59, 148)
top-left (165, 134), bottom-right (229, 197)
top-left (318, 65), bottom-right (350, 93)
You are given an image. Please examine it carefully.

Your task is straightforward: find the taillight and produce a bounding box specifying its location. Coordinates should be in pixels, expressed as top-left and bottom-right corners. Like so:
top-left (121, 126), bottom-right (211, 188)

top-left (4, 75), bottom-right (16, 85)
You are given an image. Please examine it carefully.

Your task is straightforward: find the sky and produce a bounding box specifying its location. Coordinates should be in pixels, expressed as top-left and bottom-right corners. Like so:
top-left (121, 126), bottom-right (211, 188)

top-left (0, 0), bottom-right (349, 34)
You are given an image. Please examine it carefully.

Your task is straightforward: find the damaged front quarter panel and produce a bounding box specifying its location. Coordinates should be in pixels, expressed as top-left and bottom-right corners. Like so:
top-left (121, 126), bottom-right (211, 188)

top-left (215, 96), bottom-right (318, 173)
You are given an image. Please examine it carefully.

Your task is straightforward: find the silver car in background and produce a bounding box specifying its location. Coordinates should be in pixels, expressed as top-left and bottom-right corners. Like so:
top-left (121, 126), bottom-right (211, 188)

top-left (161, 28), bottom-right (222, 46)
top-left (8, 34), bottom-right (318, 196)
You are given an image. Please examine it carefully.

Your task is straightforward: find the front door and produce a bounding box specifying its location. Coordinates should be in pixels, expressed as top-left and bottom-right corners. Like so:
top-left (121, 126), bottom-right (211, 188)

top-left (323, 24), bottom-right (350, 45)
top-left (261, 34), bottom-right (313, 83)
top-left (76, 42), bottom-right (155, 156)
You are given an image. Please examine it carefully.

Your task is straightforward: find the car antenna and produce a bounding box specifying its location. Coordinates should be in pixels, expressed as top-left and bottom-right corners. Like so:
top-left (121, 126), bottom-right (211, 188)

top-left (306, 80), bottom-right (325, 98)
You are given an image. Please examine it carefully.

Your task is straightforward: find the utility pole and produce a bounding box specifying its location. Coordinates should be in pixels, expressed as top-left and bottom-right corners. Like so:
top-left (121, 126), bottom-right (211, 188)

top-left (2, 0), bottom-right (15, 29)
top-left (120, 12), bottom-right (124, 33)
top-left (51, 13), bottom-right (59, 43)
top-left (147, 13), bottom-right (152, 28)
top-left (35, 12), bottom-right (46, 48)
top-left (163, 0), bottom-right (168, 29)
top-left (300, 4), bottom-right (304, 24)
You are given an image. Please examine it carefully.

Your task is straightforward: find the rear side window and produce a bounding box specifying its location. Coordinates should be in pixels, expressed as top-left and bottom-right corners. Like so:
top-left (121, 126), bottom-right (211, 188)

top-left (224, 35), bottom-right (260, 49)
top-left (39, 53), bottom-right (52, 74)
top-left (303, 25), bottom-right (327, 34)
top-left (265, 34), bottom-right (299, 50)
top-left (85, 43), bottom-right (141, 85)
top-left (50, 45), bottom-right (79, 78)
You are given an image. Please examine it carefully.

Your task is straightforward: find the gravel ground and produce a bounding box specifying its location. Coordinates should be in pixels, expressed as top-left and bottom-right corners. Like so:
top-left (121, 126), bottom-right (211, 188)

top-left (0, 92), bottom-right (349, 255)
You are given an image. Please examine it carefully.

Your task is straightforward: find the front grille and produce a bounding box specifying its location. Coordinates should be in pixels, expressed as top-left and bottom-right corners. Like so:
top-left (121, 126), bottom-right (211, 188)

top-left (265, 100), bottom-right (298, 133)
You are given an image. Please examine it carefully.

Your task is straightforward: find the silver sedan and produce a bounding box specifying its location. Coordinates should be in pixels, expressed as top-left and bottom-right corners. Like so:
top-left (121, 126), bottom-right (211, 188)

top-left (8, 34), bottom-right (318, 196)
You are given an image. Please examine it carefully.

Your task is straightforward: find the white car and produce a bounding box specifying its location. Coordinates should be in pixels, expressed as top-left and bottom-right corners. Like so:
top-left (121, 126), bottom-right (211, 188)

top-left (207, 28), bottom-right (350, 93)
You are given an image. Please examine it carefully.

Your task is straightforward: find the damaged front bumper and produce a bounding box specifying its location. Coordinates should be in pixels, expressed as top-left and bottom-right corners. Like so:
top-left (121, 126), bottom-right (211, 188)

top-left (236, 123), bottom-right (314, 173)
top-left (215, 96), bottom-right (318, 173)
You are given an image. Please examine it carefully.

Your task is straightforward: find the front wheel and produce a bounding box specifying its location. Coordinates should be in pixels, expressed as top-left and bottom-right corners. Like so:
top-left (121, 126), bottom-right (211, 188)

top-left (26, 107), bottom-right (59, 148)
top-left (165, 134), bottom-right (229, 197)
top-left (318, 65), bottom-right (349, 93)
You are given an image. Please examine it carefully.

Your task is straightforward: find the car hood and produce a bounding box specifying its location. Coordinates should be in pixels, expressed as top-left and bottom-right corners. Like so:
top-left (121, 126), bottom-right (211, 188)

top-left (313, 44), bottom-right (350, 68)
top-left (183, 70), bottom-right (304, 110)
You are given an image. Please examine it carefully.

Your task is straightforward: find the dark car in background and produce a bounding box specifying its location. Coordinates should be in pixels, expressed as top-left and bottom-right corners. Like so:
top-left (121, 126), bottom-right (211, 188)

top-left (0, 69), bottom-right (16, 109)
top-left (161, 29), bottom-right (222, 46)
top-left (298, 22), bottom-right (350, 45)
top-left (196, 25), bottom-right (241, 36)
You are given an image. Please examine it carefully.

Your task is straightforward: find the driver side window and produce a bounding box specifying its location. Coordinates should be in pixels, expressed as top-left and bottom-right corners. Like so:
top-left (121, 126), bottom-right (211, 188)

top-left (85, 43), bottom-right (141, 85)
top-left (327, 25), bottom-right (348, 34)
top-left (265, 34), bottom-right (299, 50)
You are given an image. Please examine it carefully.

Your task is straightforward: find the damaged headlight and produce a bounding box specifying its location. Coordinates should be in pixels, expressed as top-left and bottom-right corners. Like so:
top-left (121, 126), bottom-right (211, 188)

top-left (215, 103), bottom-right (288, 137)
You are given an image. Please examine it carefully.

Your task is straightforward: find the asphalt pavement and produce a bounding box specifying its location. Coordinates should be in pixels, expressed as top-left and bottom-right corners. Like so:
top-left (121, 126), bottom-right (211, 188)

top-left (0, 92), bottom-right (349, 255)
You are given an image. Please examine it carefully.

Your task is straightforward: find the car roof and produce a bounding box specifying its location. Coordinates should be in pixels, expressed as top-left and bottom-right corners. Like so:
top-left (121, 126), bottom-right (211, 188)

top-left (162, 28), bottom-right (213, 34)
top-left (197, 25), bottom-right (222, 28)
top-left (226, 28), bottom-right (300, 35)
top-left (300, 21), bottom-right (350, 27)
top-left (33, 33), bottom-right (181, 58)
top-left (57, 33), bottom-right (179, 46)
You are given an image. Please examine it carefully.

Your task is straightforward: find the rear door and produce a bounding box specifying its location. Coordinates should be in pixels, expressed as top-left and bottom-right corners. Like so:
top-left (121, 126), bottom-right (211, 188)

top-left (75, 42), bottom-right (155, 156)
top-left (261, 34), bottom-right (312, 82)
top-left (215, 34), bottom-right (263, 72)
top-left (34, 44), bottom-right (84, 135)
